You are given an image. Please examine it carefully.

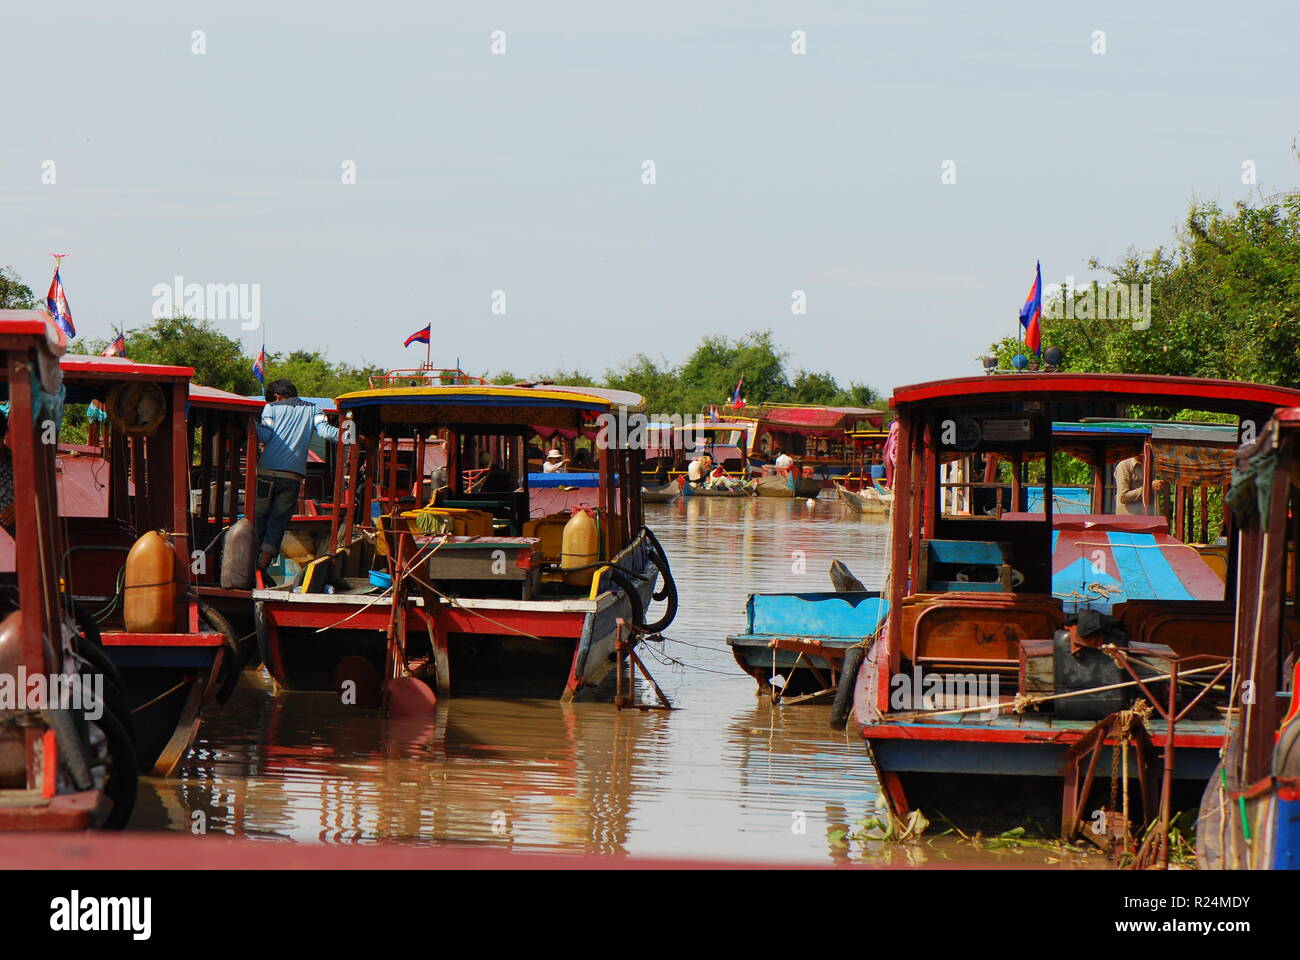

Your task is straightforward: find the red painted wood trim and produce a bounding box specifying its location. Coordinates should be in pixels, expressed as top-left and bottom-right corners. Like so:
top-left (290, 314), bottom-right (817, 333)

top-left (100, 632), bottom-right (224, 647)
top-left (891, 373), bottom-right (1300, 410)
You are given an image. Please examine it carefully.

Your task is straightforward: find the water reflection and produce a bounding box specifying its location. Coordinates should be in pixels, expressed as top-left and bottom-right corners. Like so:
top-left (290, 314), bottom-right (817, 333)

top-left (131, 496), bottom-right (1089, 865)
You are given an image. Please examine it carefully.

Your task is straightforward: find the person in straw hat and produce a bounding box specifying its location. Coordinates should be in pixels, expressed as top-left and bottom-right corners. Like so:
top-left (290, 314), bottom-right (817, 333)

top-left (543, 448), bottom-right (569, 473)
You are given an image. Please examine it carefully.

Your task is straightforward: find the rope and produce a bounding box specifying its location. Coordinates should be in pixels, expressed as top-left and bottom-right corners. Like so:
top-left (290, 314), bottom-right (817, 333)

top-left (130, 677), bottom-right (192, 714)
top-left (899, 661), bottom-right (1230, 721)
top-left (311, 536), bottom-right (446, 634)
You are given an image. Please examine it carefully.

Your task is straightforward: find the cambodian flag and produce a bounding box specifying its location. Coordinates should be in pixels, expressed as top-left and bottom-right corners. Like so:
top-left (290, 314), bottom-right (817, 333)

top-left (730, 376), bottom-right (745, 410)
top-left (404, 324), bottom-right (431, 348)
top-left (46, 263), bottom-right (75, 339)
top-left (252, 346), bottom-right (266, 386)
top-left (101, 332), bottom-right (126, 357)
top-left (1018, 260), bottom-right (1042, 355)
top-left (708, 405), bottom-right (719, 423)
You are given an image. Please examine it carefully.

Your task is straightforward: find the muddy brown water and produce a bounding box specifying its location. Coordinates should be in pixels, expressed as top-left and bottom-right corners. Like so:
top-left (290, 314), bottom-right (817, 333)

top-left (132, 496), bottom-right (1099, 866)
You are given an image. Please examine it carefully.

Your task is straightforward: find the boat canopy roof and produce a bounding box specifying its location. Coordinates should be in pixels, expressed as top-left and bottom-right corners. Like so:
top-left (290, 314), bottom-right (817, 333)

top-left (61, 353), bottom-right (193, 383)
top-left (890, 372), bottom-right (1300, 415)
top-left (0, 310), bottom-right (67, 396)
top-left (726, 404), bottom-right (883, 431)
top-left (191, 384), bottom-right (263, 412)
top-left (336, 382), bottom-right (645, 430)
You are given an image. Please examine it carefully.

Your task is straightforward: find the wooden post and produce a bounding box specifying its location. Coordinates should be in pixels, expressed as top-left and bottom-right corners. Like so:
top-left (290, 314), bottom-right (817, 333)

top-left (169, 381), bottom-right (191, 632)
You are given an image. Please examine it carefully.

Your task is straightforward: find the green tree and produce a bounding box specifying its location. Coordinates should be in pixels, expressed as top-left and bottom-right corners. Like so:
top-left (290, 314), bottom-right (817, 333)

top-left (0, 266), bottom-right (38, 309)
top-left (989, 192), bottom-right (1300, 387)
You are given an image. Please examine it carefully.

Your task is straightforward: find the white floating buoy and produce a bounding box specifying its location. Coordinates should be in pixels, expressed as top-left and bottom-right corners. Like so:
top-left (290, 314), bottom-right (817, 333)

top-left (805, 498), bottom-right (816, 508)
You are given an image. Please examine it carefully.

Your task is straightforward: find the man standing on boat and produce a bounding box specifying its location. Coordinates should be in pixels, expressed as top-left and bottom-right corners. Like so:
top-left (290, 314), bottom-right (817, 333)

top-left (254, 378), bottom-right (340, 572)
top-left (1114, 454), bottom-right (1165, 515)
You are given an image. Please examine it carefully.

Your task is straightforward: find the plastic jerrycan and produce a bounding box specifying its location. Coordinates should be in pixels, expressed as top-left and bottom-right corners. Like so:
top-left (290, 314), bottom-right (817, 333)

top-left (124, 530), bottom-right (178, 633)
top-left (560, 509), bottom-right (599, 587)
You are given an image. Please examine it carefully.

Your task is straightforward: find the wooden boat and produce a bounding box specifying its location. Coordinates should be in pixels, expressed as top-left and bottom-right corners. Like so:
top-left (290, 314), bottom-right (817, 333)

top-left (721, 404), bottom-right (883, 488)
top-left (727, 586), bottom-right (888, 703)
top-left (837, 372), bottom-right (1300, 841)
top-left (55, 354), bottom-right (231, 776)
top-left (645, 422), bottom-right (757, 497)
top-left (1195, 407), bottom-right (1300, 870)
top-left (753, 470), bottom-right (822, 499)
top-left (0, 310), bottom-right (131, 829)
top-left (640, 478), bottom-right (680, 503)
top-left (679, 475), bottom-right (755, 498)
top-left (834, 477), bottom-right (892, 514)
top-left (252, 377), bottom-right (678, 703)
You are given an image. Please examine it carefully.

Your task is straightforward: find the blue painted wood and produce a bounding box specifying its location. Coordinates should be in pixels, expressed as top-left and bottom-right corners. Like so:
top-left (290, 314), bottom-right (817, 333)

top-left (745, 591), bottom-right (887, 638)
top-left (1109, 531), bottom-right (1193, 601)
top-left (873, 736), bottom-right (1219, 779)
top-left (1026, 485), bottom-right (1091, 514)
top-left (1273, 796), bottom-right (1300, 869)
top-left (926, 539), bottom-right (1005, 565)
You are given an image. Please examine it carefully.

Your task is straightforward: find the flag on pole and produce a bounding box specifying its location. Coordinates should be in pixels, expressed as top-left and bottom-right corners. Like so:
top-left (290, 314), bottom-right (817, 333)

top-left (46, 256), bottom-right (75, 339)
top-left (404, 324), bottom-right (431, 347)
top-left (101, 332), bottom-right (126, 357)
top-left (252, 346), bottom-right (266, 386)
top-left (730, 376), bottom-right (745, 410)
top-left (1018, 260), bottom-right (1043, 355)
top-left (708, 405), bottom-right (719, 423)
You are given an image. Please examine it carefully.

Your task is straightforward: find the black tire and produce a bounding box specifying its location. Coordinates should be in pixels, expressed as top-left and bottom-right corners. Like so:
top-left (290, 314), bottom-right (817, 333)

top-left (41, 708), bottom-right (95, 791)
top-left (96, 707), bottom-right (139, 830)
top-left (640, 528), bottom-right (678, 634)
top-left (829, 645), bottom-right (865, 731)
top-left (69, 599), bottom-right (128, 695)
top-left (73, 639), bottom-right (136, 743)
top-left (200, 603), bottom-right (243, 705)
top-left (607, 567), bottom-right (645, 631)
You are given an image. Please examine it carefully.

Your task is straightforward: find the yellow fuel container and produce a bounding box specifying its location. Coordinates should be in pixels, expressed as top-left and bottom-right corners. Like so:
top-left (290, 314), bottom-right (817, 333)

top-left (123, 530), bottom-right (177, 633)
top-left (560, 509), bottom-right (598, 587)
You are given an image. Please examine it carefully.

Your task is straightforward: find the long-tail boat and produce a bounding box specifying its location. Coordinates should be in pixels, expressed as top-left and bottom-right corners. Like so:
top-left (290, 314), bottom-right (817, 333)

top-left (834, 427), bottom-right (893, 513)
top-left (56, 354), bottom-right (231, 775)
top-left (1196, 407), bottom-right (1300, 869)
top-left (838, 372), bottom-right (1300, 842)
top-left (252, 373), bottom-right (677, 703)
top-left (0, 310), bottom-right (136, 829)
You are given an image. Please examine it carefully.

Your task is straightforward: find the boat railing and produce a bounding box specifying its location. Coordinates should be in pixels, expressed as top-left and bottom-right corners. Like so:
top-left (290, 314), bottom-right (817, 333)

top-left (368, 368), bottom-right (491, 388)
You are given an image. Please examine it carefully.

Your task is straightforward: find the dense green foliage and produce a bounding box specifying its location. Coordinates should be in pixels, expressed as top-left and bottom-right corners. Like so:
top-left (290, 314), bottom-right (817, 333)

top-left (491, 330), bottom-right (881, 414)
top-left (0, 266), bottom-right (38, 309)
top-left (989, 192), bottom-right (1300, 388)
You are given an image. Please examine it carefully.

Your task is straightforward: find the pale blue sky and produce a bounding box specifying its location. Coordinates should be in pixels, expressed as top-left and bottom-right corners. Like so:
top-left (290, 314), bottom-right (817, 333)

top-left (3, 0), bottom-right (1295, 394)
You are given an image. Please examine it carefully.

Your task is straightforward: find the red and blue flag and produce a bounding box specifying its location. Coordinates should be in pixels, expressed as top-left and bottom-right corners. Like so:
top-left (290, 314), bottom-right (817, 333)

top-left (404, 324), bottom-right (431, 348)
top-left (101, 332), bottom-right (126, 357)
top-left (1018, 261), bottom-right (1042, 355)
top-left (730, 376), bottom-right (745, 410)
top-left (46, 260), bottom-right (75, 339)
top-left (252, 346), bottom-right (266, 386)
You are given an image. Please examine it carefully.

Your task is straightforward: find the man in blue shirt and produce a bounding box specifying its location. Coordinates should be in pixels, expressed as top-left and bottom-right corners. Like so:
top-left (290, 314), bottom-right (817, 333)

top-left (254, 378), bottom-right (340, 572)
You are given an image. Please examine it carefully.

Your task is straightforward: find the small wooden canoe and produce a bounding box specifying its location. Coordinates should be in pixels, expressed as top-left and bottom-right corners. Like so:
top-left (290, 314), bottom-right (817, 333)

top-left (641, 478), bottom-right (680, 503)
top-left (755, 473), bottom-right (823, 499)
top-left (834, 479), bottom-right (892, 514)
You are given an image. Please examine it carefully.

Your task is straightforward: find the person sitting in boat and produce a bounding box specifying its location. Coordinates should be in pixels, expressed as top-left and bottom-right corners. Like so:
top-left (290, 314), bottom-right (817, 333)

top-left (1115, 454), bottom-right (1166, 515)
top-left (773, 448), bottom-right (794, 475)
top-left (543, 449), bottom-right (569, 473)
top-left (254, 378), bottom-right (340, 572)
top-left (704, 461), bottom-right (743, 491)
top-left (687, 453), bottom-right (712, 486)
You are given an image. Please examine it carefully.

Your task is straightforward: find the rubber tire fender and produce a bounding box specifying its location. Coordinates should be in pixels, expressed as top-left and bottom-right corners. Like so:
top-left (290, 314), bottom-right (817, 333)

top-left (829, 645), bottom-right (865, 731)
